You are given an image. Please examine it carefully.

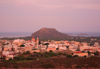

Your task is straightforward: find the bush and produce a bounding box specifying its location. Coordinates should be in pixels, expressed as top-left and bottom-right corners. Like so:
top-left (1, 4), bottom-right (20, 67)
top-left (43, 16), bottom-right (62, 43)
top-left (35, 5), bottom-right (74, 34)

top-left (49, 50), bottom-right (53, 53)
top-left (49, 53), bottom-right (57, 57)
top-left (84, 55), bottom-right (87, 58)
top-left (82, 51), bottom-right (85, 53)
top-left (23, 51), bottom-right (30, 55)
top-left (33, 52), bottom-right (37, 53)
top-left (43, 43), bottom-right (49, 45)
top-left (94, 51), bottom-right (99, 55)
top-left (56, 48), bottom-right (59, 50)
top-left (26, 56), bottom-right (33, 60)
top-left (40, 63), bottom-right (55, 68)
top-left (14, 55), bottom-right (25, 60)
top-left (25, 56), bottom-right (37, 60)
top-left (44, 54), bottom-right (49, 57)
top-left (20, 44), bottom-right (25, 47)
top-left (9, 58), bottom-right (12, 60)
top-left (58, 52), bottom-right (62, 55)
top-left (32, 57), bottom-right (37, 60)
top-left (63, 53), bottom-right (66, 56)
top-left (44, 52), bottom-right (57, 57)
top-left (73, 55), bottom-right (79, 57)
top-left (67, 55), bottom-right (73, 58)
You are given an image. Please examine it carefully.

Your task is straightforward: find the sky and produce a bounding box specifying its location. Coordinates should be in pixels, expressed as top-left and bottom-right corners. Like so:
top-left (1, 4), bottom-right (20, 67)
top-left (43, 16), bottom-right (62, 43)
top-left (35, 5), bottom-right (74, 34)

top-left (0, 0), bottom-right (100, 33)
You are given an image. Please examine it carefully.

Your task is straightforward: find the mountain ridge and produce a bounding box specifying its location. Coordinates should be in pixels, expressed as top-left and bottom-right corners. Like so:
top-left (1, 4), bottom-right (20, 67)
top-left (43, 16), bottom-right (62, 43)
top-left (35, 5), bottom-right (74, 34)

top-left (31, 28), bottom-right (70, 39)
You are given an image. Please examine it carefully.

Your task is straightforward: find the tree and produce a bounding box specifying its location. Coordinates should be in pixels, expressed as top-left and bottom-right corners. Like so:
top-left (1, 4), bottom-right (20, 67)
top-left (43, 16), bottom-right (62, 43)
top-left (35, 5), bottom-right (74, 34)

top-left (20, 44), bottom-right (25, 47)
top-left (43, 43), bottom-right (49, 49)
top-left (84, 55), bottom-right (87, 58)
top-left (9, 58), bottom-right (12, 60)
top-left (58, 52), bottom-right (62, 55)
top-left (73, 55), bottom-right (79, 57)
top-left (66, 46), bottom-right (69, 50)
top-left (67, 55), bottom-right (73, 58)
top-left (26, 56), bottom-right (37, 60)
top-left (66, 46), bottom-right (69, 54)
top-left (14, 55), bottom-right (25, 60)
top-left (44, 43), bottom-right (49, 45)
top-left (56, 48), bottom-right (59, 50)
top-left (94, 51), bottom-right (99, 55)
top-left (23, 51), bottom-right (30, 55)
top-left (49, 50), bottom-right (53, 53)
top-left (82, 51), bottom-right (85, 53)
top-left (39, 41), bottom-right (41, 45)
top-left (87, 51), bottom-right (91, 55)
top-left (76, 48), bottom-right (80, 51)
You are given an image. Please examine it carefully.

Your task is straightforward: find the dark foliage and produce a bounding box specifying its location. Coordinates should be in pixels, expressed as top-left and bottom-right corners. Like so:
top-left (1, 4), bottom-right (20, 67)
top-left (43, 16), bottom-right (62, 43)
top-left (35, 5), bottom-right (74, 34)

top-left (20, 44), bottom-right (25, 47)
top-left (73, 55), bottom-right (79, 57)
top-left (67, 55), bottom-right (73, 58)
top-left (23, 51), bottom-right (30, 55)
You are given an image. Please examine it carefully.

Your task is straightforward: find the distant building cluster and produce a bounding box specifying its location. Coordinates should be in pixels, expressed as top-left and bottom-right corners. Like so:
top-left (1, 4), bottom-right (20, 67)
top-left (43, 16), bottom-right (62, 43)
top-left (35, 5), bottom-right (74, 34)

top-left (0, 37), bottom-right (100, 60)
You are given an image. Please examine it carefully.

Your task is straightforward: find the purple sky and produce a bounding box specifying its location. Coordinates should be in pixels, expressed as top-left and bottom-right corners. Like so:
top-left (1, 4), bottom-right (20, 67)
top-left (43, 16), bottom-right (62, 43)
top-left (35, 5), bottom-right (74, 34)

top-left (0, 0), bottom-right (100, 33)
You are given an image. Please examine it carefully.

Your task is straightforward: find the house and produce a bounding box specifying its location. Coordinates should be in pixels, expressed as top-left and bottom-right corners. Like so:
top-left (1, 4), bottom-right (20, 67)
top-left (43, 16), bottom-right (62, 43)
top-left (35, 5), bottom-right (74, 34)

top-left (84, 49), bottom-right (94, 52)
top-left (48, 44), bottom-right (58, 48)
top-left (80, 46), bottom-right (91, 51)
top-left (30, 50), bottom-right (40, 53)
top-left (73, 51), bottom-right (88, 57)
top-left (0, 46), bottom-right (2, 52)
top-left (59, 47), bottom-right (66, 50)
top-left (13, 39), bottom-right (25, 46)
top-left (47, 48), bottom-right (56, 52)
top-left (2, 51), bottom-right (16, 60)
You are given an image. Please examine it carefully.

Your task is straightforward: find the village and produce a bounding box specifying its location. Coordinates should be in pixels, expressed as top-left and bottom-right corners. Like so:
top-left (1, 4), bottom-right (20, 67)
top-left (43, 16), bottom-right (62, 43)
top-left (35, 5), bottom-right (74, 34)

top-left (0, 37), bottom-right (100, 60)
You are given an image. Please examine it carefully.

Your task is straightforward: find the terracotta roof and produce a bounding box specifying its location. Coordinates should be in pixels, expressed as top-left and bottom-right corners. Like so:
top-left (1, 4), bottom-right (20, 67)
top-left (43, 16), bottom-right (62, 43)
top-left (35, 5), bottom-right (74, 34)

top-left (93, 46), bottom-right (96, 47)
top-left (84, 49), bottom-right (93, 51)
top-left (32, 37), bottom-right (35, 39)
top-left (30, 44), bottom-right (33, 46)
top-left (9, 53), bottom-right (15, 55)
top-left (74, 51), bottom-right (82, 53)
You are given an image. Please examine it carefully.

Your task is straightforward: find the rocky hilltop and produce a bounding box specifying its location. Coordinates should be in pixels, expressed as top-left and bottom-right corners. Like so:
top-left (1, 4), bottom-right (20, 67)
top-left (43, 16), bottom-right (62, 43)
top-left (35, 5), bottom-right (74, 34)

top-left (31, 28), bottom-right (70, 39)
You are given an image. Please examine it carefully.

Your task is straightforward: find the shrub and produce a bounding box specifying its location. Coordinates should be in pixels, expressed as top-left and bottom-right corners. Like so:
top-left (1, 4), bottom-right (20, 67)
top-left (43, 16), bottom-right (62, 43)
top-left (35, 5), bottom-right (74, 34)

top-left (82, 51), bottom-right (85, 53)
top-left (94, 51), bottom-right (99, 55)
top-left (23, 51), bottom-right (30, 55)
top-left (58, 52), bottom-right (62, 55)
top-left (25, 56), bottom-right (37, 60)
top-left (44, 54), bottom-right (49, 57)
top-left (43, 43), bottom-right (49, 45)
top-left (87, 51), bottom-right (91, 55)
top-left (33, 52), bottom-right (37, 53)
top-left (49, 53), bottom-right (57, 57)
top-left (67, 55), bottom-right (73, 58)
top-left (84, 55), bottom-right (87, 58)
top-left (73, 55), bottom-right (79, 57)
top-left (26, 56), bottom-right (33, 60)
top-left (56, 48), bottom-right (59, 50)
top-left (32, 57), bottom-right (37, 60)
top-left (9, 58), bottom-right (12, 60)
top-left (14, 55), bottom-right (25, 60)
top-left (49, 50), bottom-right (53, 53)
top-left (63, 53), bottom-right (66, 56)
top-left (20, 44), bottom-right (25, 47)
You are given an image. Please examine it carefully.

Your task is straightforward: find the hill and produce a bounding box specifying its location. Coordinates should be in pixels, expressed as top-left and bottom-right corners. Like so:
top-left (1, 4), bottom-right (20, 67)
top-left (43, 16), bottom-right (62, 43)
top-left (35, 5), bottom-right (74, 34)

top-left (31, 28), bottom-right (70, 40)
top-left (0, 56), bottom-right (100, 68)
